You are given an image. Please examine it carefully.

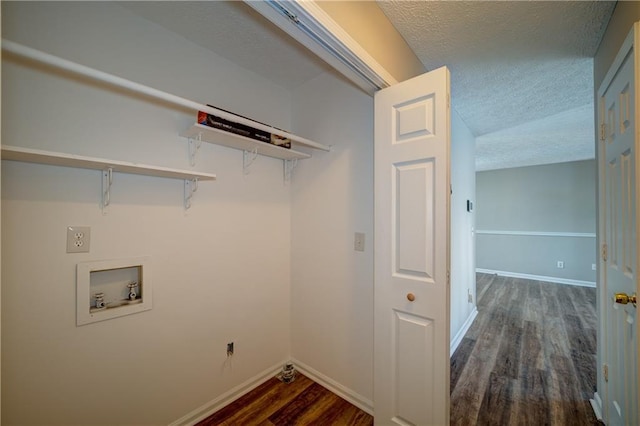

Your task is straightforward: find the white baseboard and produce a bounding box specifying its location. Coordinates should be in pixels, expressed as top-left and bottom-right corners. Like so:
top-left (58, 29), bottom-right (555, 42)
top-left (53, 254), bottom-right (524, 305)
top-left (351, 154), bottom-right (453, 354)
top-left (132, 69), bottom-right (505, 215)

top-left (169, 361), bottom-right (286, 426)
top-left (590, 391), bottom-right (604, 421)
top-left (450, 307), bottom-right (478, 356)
top-left (290, 358), bottom-right (374, 415)
top-left (476, 268), bottom-right (596, 288)
top-left (476, 229), bottom-right (595, 238)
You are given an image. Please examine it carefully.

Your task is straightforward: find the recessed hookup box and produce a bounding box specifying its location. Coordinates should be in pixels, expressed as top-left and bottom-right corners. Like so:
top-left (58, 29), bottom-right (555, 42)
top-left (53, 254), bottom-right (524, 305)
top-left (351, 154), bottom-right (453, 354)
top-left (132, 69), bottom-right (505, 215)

top-left (76, 256), bottom-right (152, 326)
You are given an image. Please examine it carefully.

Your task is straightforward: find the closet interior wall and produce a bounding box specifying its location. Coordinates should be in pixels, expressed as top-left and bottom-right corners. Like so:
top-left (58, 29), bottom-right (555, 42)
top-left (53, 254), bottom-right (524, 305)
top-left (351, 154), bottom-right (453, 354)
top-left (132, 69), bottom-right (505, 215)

top-left (2, 2), bottom-right (294, 424)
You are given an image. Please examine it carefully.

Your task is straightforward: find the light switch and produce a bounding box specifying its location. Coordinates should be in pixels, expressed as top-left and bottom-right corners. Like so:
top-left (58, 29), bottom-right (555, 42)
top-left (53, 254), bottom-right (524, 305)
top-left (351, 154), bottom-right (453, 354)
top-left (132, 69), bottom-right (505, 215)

top-left (354, 232), bottom-right (365, 252)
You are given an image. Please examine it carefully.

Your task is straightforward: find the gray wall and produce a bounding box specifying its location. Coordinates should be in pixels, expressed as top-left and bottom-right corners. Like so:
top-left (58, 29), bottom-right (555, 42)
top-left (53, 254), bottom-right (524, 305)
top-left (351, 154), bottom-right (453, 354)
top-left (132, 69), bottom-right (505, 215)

top-left (476, 160), bottom-right (597, 283)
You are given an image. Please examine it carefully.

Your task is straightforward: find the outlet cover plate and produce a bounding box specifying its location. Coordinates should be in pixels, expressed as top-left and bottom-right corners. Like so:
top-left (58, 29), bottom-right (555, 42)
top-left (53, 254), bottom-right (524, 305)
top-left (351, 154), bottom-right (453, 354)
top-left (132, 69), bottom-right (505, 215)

top-left (67, 226), bottom-right (91, 253)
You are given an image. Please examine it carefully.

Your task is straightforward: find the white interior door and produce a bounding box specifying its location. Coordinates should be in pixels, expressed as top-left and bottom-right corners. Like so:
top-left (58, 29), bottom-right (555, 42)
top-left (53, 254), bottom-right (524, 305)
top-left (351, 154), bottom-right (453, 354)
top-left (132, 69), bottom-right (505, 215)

top-left (598, 22), bottom-right (640, 426)
top-left (374, 67), bottom-right (451, 425)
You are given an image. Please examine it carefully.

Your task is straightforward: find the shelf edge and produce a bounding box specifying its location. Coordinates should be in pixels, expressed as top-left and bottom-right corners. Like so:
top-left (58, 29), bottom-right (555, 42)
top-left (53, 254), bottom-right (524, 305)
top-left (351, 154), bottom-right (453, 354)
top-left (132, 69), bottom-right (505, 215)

top-left (181, 124), bottom-right (312, 161)
top-left (1, 145), bottom-right (216, 181)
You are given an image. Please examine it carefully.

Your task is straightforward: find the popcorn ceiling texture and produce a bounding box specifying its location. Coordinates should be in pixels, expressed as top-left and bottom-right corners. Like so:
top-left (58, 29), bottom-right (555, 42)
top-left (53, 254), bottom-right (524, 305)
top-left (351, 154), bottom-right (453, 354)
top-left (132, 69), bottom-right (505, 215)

top-left (377, 0), bottom-right (615, 170)
top-left (475, 104), bottom-right (595, 171)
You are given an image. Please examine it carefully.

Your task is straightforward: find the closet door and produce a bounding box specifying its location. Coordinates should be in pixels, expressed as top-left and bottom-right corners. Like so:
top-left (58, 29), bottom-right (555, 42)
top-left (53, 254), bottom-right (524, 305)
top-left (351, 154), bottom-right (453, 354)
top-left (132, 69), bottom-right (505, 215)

top-left (598, 22), bottom-right (639, 426)
top-left (374, 66), bottom-right (451, 425)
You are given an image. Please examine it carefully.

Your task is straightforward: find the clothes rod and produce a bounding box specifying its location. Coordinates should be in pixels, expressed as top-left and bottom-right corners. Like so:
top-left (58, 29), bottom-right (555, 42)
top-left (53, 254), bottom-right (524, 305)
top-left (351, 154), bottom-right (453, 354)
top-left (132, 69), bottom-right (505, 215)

top-left (1, 39), bottom-right (330, 152)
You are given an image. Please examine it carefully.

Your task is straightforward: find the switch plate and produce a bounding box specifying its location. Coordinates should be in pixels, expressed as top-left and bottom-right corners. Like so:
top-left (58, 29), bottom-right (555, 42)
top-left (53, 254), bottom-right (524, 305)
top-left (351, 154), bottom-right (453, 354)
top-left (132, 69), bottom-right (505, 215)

top-left (67, 226), bottom-right (91, 253)
top-left (592, 263), bottom-right (597, 271)
top-left (354, 232), bottom-right (365, 252)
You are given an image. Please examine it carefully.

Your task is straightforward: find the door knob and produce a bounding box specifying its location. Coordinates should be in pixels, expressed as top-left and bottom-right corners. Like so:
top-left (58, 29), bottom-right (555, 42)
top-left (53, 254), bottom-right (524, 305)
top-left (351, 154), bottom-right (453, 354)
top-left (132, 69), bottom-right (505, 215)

top-left (614, 292), bottom-right (637, 307)
top-left (407, 293), bottom-right (415, 302)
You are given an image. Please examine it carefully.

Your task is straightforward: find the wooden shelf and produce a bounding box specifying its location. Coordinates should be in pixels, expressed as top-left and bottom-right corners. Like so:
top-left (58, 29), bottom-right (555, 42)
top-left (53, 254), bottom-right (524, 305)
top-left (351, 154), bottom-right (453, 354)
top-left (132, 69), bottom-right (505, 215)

top-left (181, 123), bottom-right (312, 161)
top-left (1, 145), bottom-right (216, 181)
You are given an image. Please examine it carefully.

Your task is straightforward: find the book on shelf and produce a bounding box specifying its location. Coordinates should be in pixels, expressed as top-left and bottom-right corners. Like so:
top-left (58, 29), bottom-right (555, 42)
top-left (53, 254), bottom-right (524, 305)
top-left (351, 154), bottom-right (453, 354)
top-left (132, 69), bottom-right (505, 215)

top-left (198, 105), bottom-right (291, 149)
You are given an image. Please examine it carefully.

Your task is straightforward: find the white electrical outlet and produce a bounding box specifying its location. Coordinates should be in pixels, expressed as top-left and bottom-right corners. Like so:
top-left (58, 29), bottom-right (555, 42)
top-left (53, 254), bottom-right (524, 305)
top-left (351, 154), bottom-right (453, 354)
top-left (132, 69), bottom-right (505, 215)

top-left (67, 226), bottom-right (91, 253)
top-left (354, 232), bottom-right (365, 252)
top-left (557, 261), bottom-right (564, 269)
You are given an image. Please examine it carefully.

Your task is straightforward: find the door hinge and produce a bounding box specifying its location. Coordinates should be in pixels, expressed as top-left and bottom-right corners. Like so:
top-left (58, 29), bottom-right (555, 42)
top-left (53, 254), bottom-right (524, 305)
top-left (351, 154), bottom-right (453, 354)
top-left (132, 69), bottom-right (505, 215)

top-left (602, 243), bottom-right (608, 262)
top-left (447, 270), bottom-right (450, 285)
top-left (600, 123), bottom-right (606, 141)
top-left (603, 364), bottom-right (609, 382)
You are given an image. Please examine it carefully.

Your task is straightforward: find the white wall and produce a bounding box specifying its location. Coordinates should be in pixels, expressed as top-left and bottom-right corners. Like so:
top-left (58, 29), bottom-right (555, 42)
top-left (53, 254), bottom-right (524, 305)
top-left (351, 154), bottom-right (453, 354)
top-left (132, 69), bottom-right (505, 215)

top-left (2, 3), bottom-right (293, 424)
top-left (2, 3), bottom-right (479, 422)
top-left (290, 73), bottom-right (374, 408)
top-left (450, 110), bottom-right (477, 350)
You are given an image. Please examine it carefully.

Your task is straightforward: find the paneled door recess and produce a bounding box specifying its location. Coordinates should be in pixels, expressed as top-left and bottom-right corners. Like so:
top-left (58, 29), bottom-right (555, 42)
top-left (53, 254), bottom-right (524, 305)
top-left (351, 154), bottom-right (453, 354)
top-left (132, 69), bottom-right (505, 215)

top-left (374, 66), bottom-right (451, 425)
top-left (598, 22), bottom-right (640, 426)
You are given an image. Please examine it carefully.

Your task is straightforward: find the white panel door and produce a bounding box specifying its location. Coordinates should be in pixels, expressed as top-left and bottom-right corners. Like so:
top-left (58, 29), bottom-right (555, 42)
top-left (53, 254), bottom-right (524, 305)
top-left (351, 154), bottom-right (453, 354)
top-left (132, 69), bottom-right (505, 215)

top-left (598, 22), bottom-right (639, 426)
top-left (374, 67), bottom-right (451, 425)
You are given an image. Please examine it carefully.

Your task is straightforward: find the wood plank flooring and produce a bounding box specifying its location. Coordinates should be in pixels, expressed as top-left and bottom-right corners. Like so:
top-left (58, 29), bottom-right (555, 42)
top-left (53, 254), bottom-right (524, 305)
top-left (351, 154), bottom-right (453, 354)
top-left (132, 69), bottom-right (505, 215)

top-left (451, 273), bottom-right (601, 425)
top-left (196, 373), bottom-right (373, 426)
top-left (198, 272), bottom-right (599, 425)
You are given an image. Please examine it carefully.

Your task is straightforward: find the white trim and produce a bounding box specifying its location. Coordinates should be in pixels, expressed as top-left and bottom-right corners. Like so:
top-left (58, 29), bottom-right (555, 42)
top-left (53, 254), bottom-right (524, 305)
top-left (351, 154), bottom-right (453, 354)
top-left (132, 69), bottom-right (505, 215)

top-left (476, 268), bottom-right (596, 288)
top-left (476, 230), bottom-right (596, 238)
top-left (450, 308), bottom-right (478, 356)
top-left (285, 1), bottom-right (398, 88)
top-left (290, 358), bottom-right (374, 415)
top-left (590, 391), bottom-right (604, 422)
top-left (244, 1), bottom-right (397, 95)
top-left (168, 361), bottom-right (285, 426)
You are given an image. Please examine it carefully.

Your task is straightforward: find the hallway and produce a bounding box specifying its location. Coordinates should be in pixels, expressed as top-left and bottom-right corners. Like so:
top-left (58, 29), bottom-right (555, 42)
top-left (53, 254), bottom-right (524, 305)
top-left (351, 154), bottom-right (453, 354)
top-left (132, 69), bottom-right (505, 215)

top-left (450, 273), bottom-right (600, 425)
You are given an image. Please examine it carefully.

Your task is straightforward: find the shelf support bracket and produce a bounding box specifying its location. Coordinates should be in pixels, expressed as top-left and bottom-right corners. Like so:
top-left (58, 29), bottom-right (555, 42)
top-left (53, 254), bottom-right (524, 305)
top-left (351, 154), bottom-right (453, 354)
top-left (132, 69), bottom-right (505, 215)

top-left (102, 167), bottom-right (113, 214)
top-left (284, 159), bottom-right (298, 182)
top-left (243, 148), bottom-right (259, 175)
top-left (184, 178), bottom-right (199, 210)
top-left (188, 133), bottom-right (202, 166)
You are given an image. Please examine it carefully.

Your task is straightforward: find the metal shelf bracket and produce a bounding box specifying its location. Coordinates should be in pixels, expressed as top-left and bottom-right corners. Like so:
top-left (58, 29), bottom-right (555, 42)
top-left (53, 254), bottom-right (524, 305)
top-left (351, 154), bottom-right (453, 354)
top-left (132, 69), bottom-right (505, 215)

top-left (102, 167), bottom-right (113, 215)
top-left (188, 133), bottom-right (202, 166)
top-left (243, 148), bottom-right (259, 175)
top-left (184, 178), bottom-right (199, 210)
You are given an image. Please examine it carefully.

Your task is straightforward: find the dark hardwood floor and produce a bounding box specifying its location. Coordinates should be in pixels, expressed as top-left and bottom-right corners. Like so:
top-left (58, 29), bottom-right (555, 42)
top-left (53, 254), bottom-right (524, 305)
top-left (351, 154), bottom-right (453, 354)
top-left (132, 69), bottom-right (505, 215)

top-left (198, 273), bottom-right (599, 425)
top-left (196, 373), bottom-right (373, 425)
top-left (451, 273), bottom-right (600, 425)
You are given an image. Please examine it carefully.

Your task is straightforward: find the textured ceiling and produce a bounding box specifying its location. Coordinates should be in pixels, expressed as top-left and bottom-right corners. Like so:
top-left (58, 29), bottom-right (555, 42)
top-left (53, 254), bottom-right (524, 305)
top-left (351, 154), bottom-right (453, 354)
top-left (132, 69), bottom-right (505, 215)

top-left (123, 1), bottom-right (616, 171)
top-left (377, 0), bottom-right (616, 169)
top-left (475, 104), bottom-right (595, 171)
